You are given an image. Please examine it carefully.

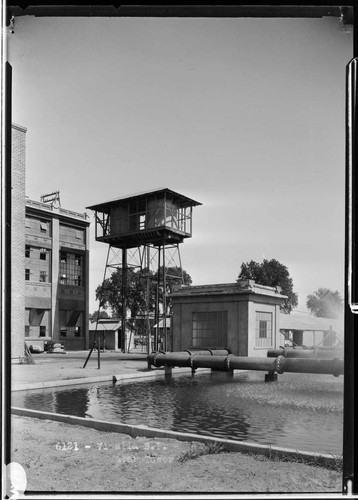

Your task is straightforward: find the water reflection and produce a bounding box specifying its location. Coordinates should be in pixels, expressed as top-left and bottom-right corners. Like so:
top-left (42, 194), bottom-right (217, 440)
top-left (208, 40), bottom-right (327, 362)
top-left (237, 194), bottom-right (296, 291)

top-left (12, 372), bottom-right (343, 455)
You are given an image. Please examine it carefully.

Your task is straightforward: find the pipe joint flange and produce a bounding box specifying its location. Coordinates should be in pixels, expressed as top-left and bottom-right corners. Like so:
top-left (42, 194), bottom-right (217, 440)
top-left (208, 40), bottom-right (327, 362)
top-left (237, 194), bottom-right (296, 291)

top-left (274, 355), bottom-right (284, 374)
top-left (225, 354), bottom-right (233, 371)
top-left (190, 354), bottom-right (196, 371)
top-left (332, 357), bottom-right (341, 378)
top-left (152, 352), bottom-right (161, 367)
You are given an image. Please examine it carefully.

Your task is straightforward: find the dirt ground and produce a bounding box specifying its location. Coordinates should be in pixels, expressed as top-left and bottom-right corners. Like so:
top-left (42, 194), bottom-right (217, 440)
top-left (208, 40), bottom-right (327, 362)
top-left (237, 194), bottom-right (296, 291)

top-left (11, 415), bottom-right (342, 495)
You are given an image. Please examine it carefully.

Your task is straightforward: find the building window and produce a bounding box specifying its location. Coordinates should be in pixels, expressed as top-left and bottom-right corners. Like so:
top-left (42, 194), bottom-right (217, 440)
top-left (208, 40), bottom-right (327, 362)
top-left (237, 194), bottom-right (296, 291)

top-left (40, 326), bottom-right (47, 337)
top-left (60, 274), bottom-right (67, 284)
top-left (25, 269), bottom-right (30, 281)
top-left (39, 271), bottom-right (47, 282)
top-left (255, 312), bottom-right (273, 348)
top-left (259, 321), bottom-right (267, 338)
top-left (60, 310), bottom-right (83, 338)
top-left (139, 214), bottom-right (146, 230)
top-left (192, 311), bottom-right (228, 349)
top-left (40, 248), bottom-right (47, 260)
top-left (25, 246), bottom-right (31, 258)
top-left (59, 251), bottom-right (84, 286)
top-left (60, 251), bottom-right (67, 263)
top-left (25, 326), bottom-right (30, 337)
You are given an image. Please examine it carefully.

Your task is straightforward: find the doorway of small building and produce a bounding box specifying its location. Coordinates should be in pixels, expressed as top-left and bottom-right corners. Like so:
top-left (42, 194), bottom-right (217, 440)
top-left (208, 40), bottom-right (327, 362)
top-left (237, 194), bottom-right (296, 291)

top-left (292, 330), bottom-right (303, 346)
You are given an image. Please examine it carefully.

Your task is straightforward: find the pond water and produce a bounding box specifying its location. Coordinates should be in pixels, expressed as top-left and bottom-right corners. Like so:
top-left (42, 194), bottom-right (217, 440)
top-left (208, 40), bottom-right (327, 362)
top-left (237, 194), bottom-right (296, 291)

top-left (12, 371), bottom-right (343, 455)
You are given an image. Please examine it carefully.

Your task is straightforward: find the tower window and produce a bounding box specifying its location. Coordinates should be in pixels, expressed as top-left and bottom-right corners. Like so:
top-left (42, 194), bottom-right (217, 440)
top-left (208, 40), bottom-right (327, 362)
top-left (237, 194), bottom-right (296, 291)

top-left (25, 269), bottom-right (30, 281)
top-left (25, 246), bottom-right (31, 258)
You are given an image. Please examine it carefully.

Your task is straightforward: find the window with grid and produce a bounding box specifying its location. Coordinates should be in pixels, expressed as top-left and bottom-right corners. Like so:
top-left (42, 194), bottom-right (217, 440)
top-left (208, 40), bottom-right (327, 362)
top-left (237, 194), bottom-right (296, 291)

top-left (25, 269), bottom-right (30, 281)
top-left (192, 311), bottom-right (228, 348)
top-left (59, 251), bottom-right (84, 286)
top-left (59, 310), bottom-right (83, 337)
top-left (25, 245), bottom-right (31, 258)
top-left (255, 312), bottom-right (273, 348)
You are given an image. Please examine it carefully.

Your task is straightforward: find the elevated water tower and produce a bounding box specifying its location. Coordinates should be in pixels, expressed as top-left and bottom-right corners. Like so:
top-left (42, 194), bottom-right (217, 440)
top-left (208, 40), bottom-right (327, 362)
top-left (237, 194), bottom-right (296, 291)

top-left (87, 188), bottom-right (201, 355)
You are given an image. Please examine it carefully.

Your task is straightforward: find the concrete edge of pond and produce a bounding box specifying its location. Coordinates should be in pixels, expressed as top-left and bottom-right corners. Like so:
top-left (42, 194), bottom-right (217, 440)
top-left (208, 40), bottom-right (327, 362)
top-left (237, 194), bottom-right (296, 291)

top-left (11, 367), bottom-right (212, 392)
top-left (11, 406), bottom-right (340, 467)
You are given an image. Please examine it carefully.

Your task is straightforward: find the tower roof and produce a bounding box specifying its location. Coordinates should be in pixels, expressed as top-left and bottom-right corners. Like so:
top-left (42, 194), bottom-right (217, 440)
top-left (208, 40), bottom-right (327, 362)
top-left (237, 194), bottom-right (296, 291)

top-left (86, 187), bottom-right (202, 213)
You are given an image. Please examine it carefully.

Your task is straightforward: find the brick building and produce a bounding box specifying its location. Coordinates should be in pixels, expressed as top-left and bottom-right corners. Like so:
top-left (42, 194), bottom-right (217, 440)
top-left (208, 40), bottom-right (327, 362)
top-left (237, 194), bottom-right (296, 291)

top-left (11, 123), bottom-right (90, 360)
top-left (11, 124), bottom-right (27, 362)
top-left (25, 199), bottom-right (90, 352)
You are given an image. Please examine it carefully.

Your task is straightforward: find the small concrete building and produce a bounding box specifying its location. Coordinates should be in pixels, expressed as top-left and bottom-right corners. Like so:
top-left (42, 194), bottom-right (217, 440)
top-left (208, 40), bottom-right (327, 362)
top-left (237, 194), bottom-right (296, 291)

top-left (88, 319), bottom-right (135, 352)
top-left (170, 280), bottom-right (287, 356)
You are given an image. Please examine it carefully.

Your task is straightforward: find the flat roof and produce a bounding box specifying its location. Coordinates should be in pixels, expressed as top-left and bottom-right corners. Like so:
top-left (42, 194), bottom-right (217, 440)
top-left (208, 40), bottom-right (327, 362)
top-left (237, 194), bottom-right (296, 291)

top-left (86, 187), bottom-right (202, 213)
top-left (26, 198), bottom-right (89, 223)
top-left (170, 280), bottom-right (288, 299)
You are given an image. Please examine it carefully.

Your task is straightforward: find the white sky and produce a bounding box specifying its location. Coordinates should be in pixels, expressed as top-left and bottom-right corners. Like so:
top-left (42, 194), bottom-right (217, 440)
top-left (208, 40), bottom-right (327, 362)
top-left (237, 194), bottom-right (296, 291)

top-left (8, 14), bottom-right (353, 314)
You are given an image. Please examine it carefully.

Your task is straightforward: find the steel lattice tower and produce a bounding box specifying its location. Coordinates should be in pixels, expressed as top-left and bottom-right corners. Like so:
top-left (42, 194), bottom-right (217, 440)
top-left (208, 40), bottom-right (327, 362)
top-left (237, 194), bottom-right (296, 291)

top-left (85, 188), bottom-right (201, 358)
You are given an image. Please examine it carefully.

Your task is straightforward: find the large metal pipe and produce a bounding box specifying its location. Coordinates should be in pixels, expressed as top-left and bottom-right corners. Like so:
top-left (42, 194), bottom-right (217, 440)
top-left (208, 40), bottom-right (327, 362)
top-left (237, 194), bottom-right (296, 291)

top-left (147, 352), bottom-right (344, 376)
top-left (267, 348), bottom-right (344, 359)
top-left (184, 349), bottom-right (231, 356)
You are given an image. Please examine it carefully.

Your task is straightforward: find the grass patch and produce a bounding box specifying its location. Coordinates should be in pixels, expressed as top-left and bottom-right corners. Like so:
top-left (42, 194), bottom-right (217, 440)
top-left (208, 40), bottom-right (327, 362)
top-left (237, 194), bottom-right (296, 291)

top-left (253, 447), bottom-right (343, 472)
top-left (178, 441), bottom-right (226, 463)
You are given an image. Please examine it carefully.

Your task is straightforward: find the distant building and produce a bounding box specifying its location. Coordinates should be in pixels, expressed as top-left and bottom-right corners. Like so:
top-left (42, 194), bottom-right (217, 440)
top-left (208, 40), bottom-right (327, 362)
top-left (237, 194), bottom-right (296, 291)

top-left (25, 198), bottom-right (90, 351)
top-left (279, 310), bottom-right (343, 348)
top-left (170, 280), bottom-right (287, 356)
top-left (88, 318), bottom-right (135, 352)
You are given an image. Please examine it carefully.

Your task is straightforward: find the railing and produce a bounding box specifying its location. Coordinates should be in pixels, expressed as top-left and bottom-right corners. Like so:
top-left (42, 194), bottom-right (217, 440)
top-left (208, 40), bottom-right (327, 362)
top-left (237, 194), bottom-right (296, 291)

top-left (26, 199), bottom-right (88, 220)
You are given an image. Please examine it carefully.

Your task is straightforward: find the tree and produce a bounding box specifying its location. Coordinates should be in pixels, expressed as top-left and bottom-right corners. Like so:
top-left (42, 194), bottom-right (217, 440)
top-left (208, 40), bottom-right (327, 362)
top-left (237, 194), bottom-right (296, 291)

top-left (238, 258), bottom-right (298, 313)
top-left (95, 267), bottom-right (154, 319)
top-left (306, 288), bottom-right (343, 318)
top-left (95, 266), bottom-right (192, 319)
top-left (89, 310), bottom-right (109, 323)
top-left (153, 266), bottom-right (192, 315)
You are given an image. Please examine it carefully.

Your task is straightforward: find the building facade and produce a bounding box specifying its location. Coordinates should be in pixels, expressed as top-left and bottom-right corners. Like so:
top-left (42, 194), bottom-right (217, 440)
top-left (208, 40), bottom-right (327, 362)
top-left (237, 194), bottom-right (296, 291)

top-left (11, 124), bottom-right (27, 361)
top-left (170, 280), bottom-right (286, 356)
top-left (25, 199), bottom-right (90, 351)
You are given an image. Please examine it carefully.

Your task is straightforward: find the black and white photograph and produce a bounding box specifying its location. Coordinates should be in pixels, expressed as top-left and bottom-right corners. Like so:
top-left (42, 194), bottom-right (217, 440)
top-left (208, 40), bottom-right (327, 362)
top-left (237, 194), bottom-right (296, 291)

top-left (2, 3), bottom-right (356, 497)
